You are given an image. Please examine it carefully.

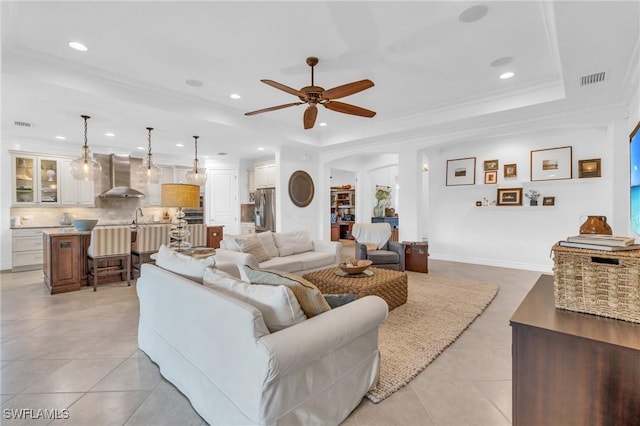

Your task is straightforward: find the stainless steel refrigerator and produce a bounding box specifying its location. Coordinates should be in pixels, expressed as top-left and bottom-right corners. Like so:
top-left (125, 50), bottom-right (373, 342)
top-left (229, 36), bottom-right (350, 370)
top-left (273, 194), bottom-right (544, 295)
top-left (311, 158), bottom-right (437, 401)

top-left (255, 188), bottom-right (276, 232)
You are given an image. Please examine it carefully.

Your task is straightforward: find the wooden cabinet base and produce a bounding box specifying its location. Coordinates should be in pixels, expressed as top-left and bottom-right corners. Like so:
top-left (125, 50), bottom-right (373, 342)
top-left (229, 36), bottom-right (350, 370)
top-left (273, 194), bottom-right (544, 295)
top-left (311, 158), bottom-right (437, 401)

top-left (510, 276), bottom-right (640, 425)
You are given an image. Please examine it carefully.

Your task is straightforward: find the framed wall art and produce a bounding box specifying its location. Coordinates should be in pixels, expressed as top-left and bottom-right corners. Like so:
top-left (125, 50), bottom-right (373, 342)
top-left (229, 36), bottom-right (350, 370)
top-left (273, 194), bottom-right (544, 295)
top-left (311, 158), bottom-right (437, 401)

top-left (504, 163), bottom-right (517, 179)
top-left (484, 171), bottom-right (497, 184)
top-left (578, 158), bottom-right (601, 178)
top-left (446, 157), bottom-right (476, 186)
top-left (484, 159), bottom-right (498, 171)
top-left (530, 146), bottom-right (572, 181)
top-left (631, 121), bottom-right (640, 234)
top-left (497, 187), bottom-right (523, 206)
top-left (543, 196), bottom-right (555, 206)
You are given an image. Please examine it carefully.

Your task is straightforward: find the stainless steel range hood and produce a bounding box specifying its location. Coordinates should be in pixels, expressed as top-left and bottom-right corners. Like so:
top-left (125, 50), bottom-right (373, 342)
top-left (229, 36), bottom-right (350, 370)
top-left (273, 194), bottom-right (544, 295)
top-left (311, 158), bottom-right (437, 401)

top-left (99, 154), bottom-right (145, 198)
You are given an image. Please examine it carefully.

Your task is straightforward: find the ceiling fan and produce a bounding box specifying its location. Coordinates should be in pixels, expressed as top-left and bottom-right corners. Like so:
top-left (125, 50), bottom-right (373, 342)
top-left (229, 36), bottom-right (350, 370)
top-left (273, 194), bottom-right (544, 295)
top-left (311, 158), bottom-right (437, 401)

top-left (245, 57), bottom-right (376, 129)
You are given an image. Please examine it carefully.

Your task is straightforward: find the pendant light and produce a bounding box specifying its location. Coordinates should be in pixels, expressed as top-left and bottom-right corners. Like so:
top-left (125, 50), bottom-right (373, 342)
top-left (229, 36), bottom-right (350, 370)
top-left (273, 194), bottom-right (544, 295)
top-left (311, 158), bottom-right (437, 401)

top-left (70, 115), bottom-right (102, 181)
top-left (136, 127), bottom-right (162, 184)
top-left (185, 135), bottom-right (207, 186)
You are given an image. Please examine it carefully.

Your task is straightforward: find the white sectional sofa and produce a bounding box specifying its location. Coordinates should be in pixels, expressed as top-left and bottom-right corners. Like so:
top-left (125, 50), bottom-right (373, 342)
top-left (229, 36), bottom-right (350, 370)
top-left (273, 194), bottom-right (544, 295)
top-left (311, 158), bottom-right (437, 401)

top-left (137, 257), bottom-right (388, 425)
top-left (215, 230), bottom-right (342, 280)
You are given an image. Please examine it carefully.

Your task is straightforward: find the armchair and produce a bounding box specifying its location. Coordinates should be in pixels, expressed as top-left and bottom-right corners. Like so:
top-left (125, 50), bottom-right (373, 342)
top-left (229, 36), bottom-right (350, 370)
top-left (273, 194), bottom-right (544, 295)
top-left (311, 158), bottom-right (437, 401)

top-left (351, 222), bottom-right (404, 271)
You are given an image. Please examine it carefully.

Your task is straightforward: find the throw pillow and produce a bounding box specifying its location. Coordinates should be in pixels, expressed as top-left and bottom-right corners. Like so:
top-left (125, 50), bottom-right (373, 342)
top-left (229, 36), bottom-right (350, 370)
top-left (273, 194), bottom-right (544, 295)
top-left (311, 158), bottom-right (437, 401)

top-left (272, 231), bottom-right (314, 257)
top-left (324, 293), bottom-right (356, 309)
top-left (242, 265), bottom-right (331, 318)
top-left (203, 268), bottom-right (306, 332)
top-left (256, 231), bottom-right (279, 258)
top-left (155, 244), bottom-right (214, 283)
top-left (235, 235), bottom-right (271, 263)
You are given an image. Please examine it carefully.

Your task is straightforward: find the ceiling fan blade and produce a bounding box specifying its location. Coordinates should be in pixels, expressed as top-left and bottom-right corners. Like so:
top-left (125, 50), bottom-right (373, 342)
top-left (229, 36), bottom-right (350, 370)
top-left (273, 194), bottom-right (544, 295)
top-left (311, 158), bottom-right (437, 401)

top-left (322, 79), bottom-right (374, 100)
top-left (324, 101), bottom-right (376, 117)
top-left (261, 79), bottom-right (308, 99)
top-left (303, 104), bottom-right (318, 129)
top-left (244, 102), bottom-right (303, 116)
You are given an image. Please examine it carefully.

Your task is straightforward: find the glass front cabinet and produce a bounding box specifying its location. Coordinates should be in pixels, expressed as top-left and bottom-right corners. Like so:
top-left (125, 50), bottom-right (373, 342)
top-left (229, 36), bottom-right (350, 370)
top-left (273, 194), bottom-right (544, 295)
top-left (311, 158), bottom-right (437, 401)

top-left (12, 154), bottom-right (60, 205)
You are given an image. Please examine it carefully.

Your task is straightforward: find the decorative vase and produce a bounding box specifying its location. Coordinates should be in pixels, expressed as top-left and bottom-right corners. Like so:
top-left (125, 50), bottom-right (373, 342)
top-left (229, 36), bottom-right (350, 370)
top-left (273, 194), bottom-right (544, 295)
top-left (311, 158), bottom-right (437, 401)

top-left (530, 200), bottom-right (538, 206)
top-left (579, 215), bottom-right (613, 235)
top-left (373, 202), bottom-right (384, 218)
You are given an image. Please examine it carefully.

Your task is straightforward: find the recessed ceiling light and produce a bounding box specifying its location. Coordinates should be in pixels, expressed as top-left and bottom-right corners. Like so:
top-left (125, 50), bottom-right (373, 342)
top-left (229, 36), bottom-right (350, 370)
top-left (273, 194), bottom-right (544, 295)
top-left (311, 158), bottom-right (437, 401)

top-left (185, 79), bottom-right (203, 87)
top-left (68, 41), bottom-right (88, 51)
top-left (490, 57), bottom-right (514, 67)
top-left (176, 143), bottom-right (184, 147)
top-left (459, 5), bottom-right (488, 23)
top-left (137, 146), bottom-right (145, 150)
top-left (257, 147), bottom-right (265, 151)
top-left (499, 72), bottom-right (515, 80)
top-left (230, 93), bottom-right (241, 99)
top-left (104, 132), bottom-right (115, 137)
top-left (55, 135), bottom-right (66, 140)
top-left (319, 122), bottom-right (327, 127)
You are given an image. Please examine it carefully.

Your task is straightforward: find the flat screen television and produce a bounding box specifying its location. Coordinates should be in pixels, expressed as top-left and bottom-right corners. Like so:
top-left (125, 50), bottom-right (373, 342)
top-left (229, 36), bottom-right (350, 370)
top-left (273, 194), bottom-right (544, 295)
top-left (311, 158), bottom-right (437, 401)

top-left (630, 121), bottom-right (640, 234)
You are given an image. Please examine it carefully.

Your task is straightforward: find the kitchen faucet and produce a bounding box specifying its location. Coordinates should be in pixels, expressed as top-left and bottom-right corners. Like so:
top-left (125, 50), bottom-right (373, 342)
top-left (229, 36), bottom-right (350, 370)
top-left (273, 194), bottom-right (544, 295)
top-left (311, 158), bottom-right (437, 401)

top-left (134, 207), bottom-right (144, 227)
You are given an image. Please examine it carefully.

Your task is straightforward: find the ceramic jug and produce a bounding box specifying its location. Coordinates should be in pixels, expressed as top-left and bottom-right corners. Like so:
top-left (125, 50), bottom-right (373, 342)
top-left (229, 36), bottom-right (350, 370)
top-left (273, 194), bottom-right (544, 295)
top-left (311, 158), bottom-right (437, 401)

top-left (579, 215), bottom-right (613, 235)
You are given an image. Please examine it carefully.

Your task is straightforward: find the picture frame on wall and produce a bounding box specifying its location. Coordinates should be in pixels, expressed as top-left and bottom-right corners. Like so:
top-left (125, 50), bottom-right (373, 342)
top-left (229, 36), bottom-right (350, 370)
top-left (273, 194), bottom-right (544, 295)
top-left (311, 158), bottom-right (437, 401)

top-left (497, 187), bottom-right (523, 206)
top-left (484, 171), bottom-right (497, 184)
top-left (484, 159), bottom-right (498, 171)
top-left (504, 163), bottom-right (517, 179)
top-left (630, 121), bottom-right (640, 234)
top-left (446, 157), bottom-right (476, 186)
top-left (530, 146), bottom-right (573, 181)
top-left (578, 158), bottom-right (601, 178)
top-left (543, 196), bottom-right (555, 206)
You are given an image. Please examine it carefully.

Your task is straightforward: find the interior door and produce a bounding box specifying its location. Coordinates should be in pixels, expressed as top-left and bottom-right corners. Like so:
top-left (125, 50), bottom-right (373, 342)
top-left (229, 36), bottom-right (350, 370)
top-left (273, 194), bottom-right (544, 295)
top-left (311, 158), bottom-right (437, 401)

top-left (205, 169), bottom-right (239, 235)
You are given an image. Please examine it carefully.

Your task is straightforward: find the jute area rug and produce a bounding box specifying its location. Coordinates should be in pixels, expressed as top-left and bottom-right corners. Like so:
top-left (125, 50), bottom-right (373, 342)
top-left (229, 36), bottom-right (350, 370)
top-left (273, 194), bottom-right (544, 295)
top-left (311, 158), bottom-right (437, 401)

top-left (366, 271), bottom-right (499, 403)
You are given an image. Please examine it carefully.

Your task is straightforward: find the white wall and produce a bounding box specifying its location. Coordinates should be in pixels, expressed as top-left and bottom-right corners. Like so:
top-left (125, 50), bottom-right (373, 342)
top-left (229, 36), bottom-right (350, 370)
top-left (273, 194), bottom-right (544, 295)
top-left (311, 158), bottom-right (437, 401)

top-left (277, 146), bottom-right (320, 236)
top-left (426, 126), bottom-right (614, 272)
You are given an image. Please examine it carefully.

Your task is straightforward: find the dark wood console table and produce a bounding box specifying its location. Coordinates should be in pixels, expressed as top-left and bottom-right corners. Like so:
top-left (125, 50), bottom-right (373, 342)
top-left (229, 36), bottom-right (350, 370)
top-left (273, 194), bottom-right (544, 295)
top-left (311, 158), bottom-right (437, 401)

top-left (510, 275), bottom-right (640, 425)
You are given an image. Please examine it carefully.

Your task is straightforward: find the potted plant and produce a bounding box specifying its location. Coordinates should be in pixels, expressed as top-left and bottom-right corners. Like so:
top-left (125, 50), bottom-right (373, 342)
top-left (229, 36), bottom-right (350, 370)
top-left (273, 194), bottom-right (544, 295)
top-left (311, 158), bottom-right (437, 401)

top-left (374, 187), bottom-right (391, 217)
top-left (525, 190), bottom-right (541, 206)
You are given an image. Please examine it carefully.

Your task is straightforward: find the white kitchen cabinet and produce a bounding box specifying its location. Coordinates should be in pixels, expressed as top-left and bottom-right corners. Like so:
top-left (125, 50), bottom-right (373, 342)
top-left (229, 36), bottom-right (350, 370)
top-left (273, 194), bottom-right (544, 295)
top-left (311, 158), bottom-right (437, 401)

top-left (173, 166), bottom-right (191, 184)
top-left (12, 153), bottom-right (61, 206)
top-left (248, 169), bottom-right (255, 192)
top-left (254, 162), bottom-right (276, 188)
top-left (12, 228), bottom-right (45, 271)
top-left (59, 158), bottom-right (95, 205)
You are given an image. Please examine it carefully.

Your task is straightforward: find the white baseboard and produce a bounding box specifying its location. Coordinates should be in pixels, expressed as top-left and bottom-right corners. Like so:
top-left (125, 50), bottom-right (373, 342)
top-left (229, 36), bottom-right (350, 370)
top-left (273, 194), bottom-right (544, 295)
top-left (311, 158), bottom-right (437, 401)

top-left (429, 253), bottom-right (553, 274)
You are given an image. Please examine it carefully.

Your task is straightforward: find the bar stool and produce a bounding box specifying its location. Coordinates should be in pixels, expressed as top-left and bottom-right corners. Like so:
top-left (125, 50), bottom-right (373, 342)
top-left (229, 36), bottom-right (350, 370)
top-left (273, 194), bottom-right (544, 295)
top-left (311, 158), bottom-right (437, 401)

top-left (87, 226), bottom-right (131, 291)
top-left (183, 224), bottom-right (207, 248)
top-left (131, 224), bottom-right (171, 276)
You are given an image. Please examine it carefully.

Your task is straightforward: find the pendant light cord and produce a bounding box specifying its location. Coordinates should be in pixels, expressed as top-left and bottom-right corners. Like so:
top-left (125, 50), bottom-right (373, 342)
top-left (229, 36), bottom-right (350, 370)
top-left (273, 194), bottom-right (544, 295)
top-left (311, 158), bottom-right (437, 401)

top-left (193, 136), bottom-right (200, 174)
top-left (81, 115), bottom-right (90, 161)
top-left (146, 127), bottom-right (154, 169)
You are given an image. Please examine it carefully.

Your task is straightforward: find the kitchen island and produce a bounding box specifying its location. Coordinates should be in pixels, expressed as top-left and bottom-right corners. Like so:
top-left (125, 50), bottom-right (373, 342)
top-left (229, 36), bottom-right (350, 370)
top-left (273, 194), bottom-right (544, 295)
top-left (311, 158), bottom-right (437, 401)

top-left (42, 228), bottom-right (132, 294)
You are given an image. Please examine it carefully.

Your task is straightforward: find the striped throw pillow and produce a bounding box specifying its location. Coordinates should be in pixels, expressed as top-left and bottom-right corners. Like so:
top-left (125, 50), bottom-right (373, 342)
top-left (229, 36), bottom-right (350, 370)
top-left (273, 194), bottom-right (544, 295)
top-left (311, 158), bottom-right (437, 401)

top-left (235, 235), bottom-right (271, 263)
top-left (243, 265), bottom-right (331, 318)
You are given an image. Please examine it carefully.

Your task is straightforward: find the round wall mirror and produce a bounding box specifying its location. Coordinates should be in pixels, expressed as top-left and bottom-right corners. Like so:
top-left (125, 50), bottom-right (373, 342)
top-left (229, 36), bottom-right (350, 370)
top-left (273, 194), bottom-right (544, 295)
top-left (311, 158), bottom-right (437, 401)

top-left (288, 170), bottom-right (314, 207)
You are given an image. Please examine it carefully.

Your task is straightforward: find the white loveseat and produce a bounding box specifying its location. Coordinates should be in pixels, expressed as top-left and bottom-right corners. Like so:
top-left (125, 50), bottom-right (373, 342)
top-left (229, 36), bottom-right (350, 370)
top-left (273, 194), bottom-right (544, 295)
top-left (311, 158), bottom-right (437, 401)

top-left (215, 231), bottom-right (342, 280)
top-left (137, 260), bottom-right (388, 425)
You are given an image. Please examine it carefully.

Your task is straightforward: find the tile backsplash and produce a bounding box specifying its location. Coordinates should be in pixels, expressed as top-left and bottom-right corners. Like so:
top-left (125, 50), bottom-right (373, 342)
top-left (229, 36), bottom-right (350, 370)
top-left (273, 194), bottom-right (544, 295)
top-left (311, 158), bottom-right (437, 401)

top-left (10, 199), bottom-right (170, 227)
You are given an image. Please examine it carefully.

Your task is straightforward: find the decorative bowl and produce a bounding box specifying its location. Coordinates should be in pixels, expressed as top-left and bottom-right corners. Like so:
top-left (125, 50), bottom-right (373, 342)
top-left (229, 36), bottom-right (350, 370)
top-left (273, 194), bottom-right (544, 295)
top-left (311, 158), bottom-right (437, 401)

top-left (338, 260), bottom-right (372, 275)
top-left (72, 219), bottom-right (98, 232)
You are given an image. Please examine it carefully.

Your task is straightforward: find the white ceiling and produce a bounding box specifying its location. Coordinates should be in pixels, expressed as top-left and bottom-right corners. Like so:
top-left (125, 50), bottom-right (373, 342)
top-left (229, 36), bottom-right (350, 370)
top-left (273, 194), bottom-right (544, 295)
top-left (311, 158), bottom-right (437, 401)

top-left (2, 1), bottom-right (638, 164)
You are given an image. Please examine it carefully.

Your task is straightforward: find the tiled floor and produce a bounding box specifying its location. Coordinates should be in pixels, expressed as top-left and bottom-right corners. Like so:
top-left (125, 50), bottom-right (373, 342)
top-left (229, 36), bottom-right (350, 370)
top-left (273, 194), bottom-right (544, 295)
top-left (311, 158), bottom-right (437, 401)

top-left (1, 259), bottom-right (541, 425)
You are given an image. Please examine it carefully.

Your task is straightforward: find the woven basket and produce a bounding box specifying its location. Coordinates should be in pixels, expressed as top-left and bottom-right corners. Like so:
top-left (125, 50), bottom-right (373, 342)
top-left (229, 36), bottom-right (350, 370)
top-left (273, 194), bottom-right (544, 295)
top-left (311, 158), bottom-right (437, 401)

top-left (552, 244), bottom-right (640, 323)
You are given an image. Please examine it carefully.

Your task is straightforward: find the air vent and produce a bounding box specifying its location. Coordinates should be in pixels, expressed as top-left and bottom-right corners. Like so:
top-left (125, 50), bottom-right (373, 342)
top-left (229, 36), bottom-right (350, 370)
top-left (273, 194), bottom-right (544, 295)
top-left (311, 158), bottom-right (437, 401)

top-left (14, 121), bottom-right (32, 128)
top-left (580, 72), bottom-right (606, 86)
